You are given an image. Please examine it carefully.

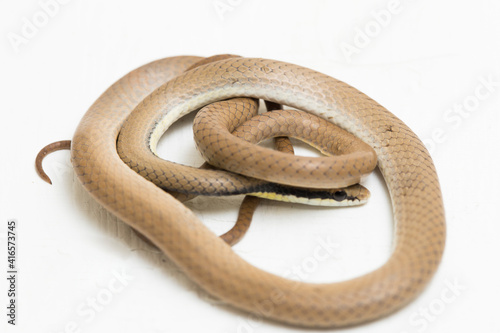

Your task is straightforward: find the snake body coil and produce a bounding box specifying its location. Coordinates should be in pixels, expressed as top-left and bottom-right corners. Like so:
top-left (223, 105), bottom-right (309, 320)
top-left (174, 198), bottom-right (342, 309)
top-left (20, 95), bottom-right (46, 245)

top-left (66, 56), bottom-right (445, 327)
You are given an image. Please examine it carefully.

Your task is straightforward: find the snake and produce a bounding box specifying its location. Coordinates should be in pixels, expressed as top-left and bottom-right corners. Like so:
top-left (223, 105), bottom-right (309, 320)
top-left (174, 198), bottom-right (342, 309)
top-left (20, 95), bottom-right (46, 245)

top-left (36, 55), bottom-right (445, 328)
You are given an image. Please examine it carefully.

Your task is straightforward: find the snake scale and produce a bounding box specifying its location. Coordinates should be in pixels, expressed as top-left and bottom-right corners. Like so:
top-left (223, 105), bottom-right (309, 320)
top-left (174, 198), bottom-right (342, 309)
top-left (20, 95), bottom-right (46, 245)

top-left (41, 55), bottom-right (445, 327)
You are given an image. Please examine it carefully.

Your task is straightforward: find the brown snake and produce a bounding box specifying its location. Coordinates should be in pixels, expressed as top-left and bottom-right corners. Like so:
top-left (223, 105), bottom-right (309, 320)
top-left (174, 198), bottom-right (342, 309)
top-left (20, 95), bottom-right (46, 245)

top-left (36, 55), bottom-right (445, 327)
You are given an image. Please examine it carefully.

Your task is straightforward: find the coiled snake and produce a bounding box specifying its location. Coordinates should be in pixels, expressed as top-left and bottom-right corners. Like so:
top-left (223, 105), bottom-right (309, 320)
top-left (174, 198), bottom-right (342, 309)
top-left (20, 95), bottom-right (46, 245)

top-left (36, 55), bottom-right (445, 327)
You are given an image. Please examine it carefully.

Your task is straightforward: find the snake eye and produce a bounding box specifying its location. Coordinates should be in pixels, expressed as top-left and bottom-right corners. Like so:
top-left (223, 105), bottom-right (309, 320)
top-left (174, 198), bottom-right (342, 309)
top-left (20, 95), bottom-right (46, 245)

top-left (333, 190), bottom-right (347, 202)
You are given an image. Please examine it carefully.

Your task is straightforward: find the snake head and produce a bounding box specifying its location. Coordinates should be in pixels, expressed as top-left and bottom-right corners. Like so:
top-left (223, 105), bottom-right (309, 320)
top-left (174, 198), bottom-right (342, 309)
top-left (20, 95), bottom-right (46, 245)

top-left (253, 183), bottom-right (370, 207)
top-left (326, 184), bottom-right (370, 206)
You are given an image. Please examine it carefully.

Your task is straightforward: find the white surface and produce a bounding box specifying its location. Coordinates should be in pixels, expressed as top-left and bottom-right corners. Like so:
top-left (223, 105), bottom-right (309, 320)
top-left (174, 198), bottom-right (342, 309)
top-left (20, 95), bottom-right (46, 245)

top-left (1, 0), bottom-right (499, 332)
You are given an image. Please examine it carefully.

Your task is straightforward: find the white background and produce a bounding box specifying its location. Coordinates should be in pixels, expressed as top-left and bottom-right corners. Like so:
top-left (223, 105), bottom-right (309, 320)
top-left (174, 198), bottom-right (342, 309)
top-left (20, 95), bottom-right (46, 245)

top-left (1, 0), bottom-right (500, 332)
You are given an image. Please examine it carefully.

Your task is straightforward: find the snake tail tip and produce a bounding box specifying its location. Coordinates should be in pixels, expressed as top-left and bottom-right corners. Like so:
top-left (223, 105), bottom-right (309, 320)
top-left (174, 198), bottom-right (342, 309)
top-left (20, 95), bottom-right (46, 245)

top-left (35, 140), bottom-right (71, 185)
top-left (44, 175), bottom-right (53, 185)
top-left (35, 164), bottom-right (53, 185)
